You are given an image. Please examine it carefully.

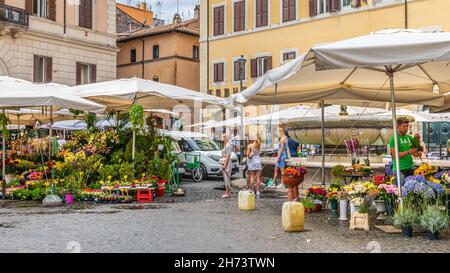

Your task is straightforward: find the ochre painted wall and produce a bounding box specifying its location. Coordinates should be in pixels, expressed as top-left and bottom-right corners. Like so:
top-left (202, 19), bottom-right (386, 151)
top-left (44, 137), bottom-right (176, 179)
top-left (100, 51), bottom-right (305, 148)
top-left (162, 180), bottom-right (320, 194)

top-left (202, 0), bottom-right (450, 94)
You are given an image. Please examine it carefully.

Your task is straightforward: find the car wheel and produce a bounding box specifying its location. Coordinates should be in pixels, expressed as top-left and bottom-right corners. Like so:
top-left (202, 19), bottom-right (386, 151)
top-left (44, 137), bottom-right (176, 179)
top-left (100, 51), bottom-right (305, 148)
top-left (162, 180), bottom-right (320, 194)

top-left (192, 165), bottom-right (207, 182)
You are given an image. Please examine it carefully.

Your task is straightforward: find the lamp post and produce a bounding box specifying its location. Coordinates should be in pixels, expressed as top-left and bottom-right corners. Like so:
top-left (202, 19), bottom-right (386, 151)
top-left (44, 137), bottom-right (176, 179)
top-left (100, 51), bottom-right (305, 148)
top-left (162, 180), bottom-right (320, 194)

top-left (237, 55), bottom-right (247, 164)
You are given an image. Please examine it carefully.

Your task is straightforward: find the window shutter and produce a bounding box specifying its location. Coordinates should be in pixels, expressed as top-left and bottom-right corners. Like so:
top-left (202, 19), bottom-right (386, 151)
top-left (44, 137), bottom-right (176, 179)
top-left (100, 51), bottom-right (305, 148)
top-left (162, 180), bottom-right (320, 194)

top-left (76, 62), bottom-right (82, 85)
top-left (289, 0), bottom-right (296, 21)
top-left (219, 6), bottom-right (224, 34)
top-left (255, 0), bottom-right (261, 27)
top-left (90, 64), bottom-right (97, 83)
top-left (85, 0), bottom-right (92, 29)
top-left (48, 0), bottom-right (56, 21)
top-left (213, 7), bottom-right (219, 35)
top-left (262, 0), bottom-right (268, 26)
top-left (326, 0), bottom-right (332, 12)
top-left (332, 0), bottom-right (341, 11)
top-left (33, 55), bottom-right (40, 82)
top-left (265, 56), bottom-right (272, 73)
top-left (234, 2), bottom-right (238, 31)
top-left (282, 0), bottom-right (288, 22)
top-left (234, 61), bottom-right (239, 81)
top-left (25, 0), bottom-right (33, 15)
top-left (250, 59), bottom-right (257, 78)
top-left (45, 57), bottom-right (52, 83)
top-left (219, 63), bottom-right (224, 82)
top-left (79, 0), bottom-right (85, 27)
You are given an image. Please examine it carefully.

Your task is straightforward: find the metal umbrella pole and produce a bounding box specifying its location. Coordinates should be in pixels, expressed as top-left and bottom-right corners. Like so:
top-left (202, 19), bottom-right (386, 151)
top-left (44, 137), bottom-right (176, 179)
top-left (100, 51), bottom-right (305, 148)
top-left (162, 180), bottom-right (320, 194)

top-left (2, 108), bottom-right (6, 200)
top-left (321, 101), bottom-right (325, 185)
top-left (387, 66), bottom-right (403, 198)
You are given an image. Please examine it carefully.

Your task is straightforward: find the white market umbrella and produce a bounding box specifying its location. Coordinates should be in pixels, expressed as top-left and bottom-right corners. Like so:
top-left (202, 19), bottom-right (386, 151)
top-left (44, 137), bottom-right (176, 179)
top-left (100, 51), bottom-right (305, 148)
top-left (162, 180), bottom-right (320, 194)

top-left (70, 77), bottom-right (227, 110)
top-left (185, 119), bottom-right (217, 129)
top-left (203, 117), bottom-right (253, 129)
top-left (40, 120), bottom-right (87, 131)
top-left (145, 109), bottom-right (179, 117)
top-left (227, 29), bottom-right (450, 193)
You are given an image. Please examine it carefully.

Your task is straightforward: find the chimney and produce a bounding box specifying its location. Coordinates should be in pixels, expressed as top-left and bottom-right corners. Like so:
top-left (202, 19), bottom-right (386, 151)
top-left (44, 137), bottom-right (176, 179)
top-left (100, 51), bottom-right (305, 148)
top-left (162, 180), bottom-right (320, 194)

top-left (173, 13), bottom-right (182, 25)
top-left (140, 2), bottom-right (147, 11)
top-left (194, 5), bottom-right (200, 20)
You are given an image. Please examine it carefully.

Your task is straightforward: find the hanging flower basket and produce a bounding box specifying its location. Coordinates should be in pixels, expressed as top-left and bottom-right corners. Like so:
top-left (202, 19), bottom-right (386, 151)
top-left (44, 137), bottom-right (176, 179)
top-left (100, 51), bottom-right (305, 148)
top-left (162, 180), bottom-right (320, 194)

top-left (281, 173), bottom-right (304, 188)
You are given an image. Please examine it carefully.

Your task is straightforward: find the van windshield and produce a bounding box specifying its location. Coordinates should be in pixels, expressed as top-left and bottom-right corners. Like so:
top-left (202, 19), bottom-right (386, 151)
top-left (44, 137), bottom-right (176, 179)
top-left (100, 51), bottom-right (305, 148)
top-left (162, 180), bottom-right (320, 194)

top-left (187, 138), bottom-right (220, 151)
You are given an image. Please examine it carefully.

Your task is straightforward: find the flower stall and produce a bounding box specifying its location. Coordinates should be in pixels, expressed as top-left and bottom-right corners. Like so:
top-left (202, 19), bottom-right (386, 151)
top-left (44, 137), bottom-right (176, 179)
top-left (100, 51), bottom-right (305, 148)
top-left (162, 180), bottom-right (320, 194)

top-left (1, 118), bottom-right (179, 204)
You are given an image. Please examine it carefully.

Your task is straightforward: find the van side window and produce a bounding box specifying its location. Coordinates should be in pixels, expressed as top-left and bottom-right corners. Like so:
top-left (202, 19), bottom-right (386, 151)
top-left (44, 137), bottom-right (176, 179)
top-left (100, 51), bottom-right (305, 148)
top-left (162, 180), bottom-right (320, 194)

top-left (179, 140), bottom-right (193, 152)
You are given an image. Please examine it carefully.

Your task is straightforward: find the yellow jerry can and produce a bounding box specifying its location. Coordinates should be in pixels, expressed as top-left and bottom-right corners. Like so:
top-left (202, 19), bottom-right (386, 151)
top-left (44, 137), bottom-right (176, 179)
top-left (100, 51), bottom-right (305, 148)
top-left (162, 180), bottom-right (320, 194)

top-left (282, 201), bottom-right (304, 232)
top-left (238, 190), bottom-right (255, 211)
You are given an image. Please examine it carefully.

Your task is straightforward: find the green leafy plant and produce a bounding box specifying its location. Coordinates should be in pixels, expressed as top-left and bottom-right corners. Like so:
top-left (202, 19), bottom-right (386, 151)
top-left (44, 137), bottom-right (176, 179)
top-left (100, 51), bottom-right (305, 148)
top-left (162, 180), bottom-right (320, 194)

top-left (12, 188), bottom-right (32, 200)
top-left (118, 162), bottom-right (134, 180)
top-left (331, 165), bottom-right (345, 178)
top-left (393, 206), bottom-right (420, 229)
top-left (420, 205), bottom-right (449, 233)
top-left (358, 203), bottom-right (370, 214)
top-left (129, 104), bottom-right (144, 130)
top-left (0, 112), bottom-right (9, 137)
top-left (301, 198), bottom-right (315, 209)
top-left (31, 187), bottom-right (47, 201)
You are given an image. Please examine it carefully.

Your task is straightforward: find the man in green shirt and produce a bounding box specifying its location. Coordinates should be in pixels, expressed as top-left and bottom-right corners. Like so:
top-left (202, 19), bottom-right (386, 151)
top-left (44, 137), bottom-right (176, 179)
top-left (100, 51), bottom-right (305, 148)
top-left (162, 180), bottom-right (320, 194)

top-left (389, 117), bottom-right (418, 183)
top-left (447, 138), bottom-right (450, 158)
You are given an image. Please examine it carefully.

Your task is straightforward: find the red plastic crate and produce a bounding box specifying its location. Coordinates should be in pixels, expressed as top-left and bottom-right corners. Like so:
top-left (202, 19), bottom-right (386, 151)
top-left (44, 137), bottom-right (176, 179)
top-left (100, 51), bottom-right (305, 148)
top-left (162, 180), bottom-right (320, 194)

top-left (137, 189), bottom-right (153, 203)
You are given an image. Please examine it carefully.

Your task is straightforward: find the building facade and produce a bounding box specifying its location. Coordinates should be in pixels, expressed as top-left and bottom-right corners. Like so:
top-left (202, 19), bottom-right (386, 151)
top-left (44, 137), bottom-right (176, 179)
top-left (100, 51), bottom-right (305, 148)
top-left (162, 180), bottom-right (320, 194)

top-left (117, 6), bottom-right (200, 91)
top-left (116, 2), bottom-right (153, 34)
top-left (199, 0), bottom-right (450, 138)
top-left (0, 0), bottom-right (117, 85)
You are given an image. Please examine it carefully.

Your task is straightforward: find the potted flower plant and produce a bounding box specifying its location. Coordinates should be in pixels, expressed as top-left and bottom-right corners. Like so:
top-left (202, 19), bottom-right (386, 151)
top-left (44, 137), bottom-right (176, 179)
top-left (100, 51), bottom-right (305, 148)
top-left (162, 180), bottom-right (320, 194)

top-left (327, 183), bottom-right (341, 216)
top-left (393, 206), bottom-right (419, 238)
top-left (377, 184), bottom-right (400, 217)
top-left (301, 198), bottom-right (315, 213)
top-left (419, 205), bottom-right (449, 240)
top-left (282, 165), bottom-right (306, 188)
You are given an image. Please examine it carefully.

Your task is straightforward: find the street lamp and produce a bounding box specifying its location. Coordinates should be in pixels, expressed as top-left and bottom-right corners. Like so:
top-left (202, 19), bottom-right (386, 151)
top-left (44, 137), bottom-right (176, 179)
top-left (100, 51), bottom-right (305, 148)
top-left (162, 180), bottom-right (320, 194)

top-left (237, 55), bottom-right (247, 164)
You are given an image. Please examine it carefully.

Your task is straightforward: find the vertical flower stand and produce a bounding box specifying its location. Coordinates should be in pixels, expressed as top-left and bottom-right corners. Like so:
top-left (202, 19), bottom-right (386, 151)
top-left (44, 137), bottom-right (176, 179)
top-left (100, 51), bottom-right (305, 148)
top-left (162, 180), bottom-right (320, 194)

top-left (339, 200), bottom-right (348, 220)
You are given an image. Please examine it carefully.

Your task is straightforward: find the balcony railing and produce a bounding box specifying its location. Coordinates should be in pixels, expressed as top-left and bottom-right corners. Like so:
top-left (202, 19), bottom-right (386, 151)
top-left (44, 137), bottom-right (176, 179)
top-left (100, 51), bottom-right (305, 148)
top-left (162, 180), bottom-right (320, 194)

top-left (0, 4), bottom-right (29, 27)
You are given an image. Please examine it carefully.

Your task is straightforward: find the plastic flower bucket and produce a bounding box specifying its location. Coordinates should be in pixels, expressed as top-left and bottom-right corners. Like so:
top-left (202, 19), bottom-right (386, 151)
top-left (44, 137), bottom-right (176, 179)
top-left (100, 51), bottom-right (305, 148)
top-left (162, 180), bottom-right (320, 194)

top-left (65, 194), bottom-right (74, 204)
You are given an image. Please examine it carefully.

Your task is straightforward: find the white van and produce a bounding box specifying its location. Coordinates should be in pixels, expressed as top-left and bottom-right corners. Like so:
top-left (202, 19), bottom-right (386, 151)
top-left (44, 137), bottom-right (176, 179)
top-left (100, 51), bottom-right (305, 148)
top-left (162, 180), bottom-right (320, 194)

top-left (159, 130), bottom-right (239, 181)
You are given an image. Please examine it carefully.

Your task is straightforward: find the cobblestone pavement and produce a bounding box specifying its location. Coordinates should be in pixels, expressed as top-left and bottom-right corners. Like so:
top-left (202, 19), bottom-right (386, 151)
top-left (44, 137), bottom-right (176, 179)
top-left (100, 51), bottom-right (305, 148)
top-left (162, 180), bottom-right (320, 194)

top-left (0, 176), bottom-right (449, 253)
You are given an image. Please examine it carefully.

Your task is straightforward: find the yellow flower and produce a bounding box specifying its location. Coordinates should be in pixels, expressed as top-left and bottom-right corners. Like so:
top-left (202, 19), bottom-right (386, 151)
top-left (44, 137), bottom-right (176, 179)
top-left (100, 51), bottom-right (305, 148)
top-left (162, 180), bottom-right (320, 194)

top-left (107, 175), bottom-right (112, 181)
top-left (124, 175), bottom-right (128, 180)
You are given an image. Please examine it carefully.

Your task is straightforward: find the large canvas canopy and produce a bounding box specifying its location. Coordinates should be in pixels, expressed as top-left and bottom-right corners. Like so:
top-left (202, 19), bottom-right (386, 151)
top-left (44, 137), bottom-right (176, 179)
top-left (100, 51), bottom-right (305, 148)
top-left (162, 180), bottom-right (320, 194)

top-left (228, 29), bottom-right (448, 107)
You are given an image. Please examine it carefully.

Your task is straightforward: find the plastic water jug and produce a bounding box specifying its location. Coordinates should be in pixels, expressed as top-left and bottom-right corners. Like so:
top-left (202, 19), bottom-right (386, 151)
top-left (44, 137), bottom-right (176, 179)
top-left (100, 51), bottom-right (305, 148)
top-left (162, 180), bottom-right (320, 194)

top-left (238, 190), bottom-right (255, 211)
top-left (282, 201), bottom-right (304, 232)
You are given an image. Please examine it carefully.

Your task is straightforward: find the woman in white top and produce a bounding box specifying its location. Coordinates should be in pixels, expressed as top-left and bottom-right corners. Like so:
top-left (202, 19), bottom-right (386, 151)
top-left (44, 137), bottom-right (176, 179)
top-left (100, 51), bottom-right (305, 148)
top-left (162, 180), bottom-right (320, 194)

top-left (221, 133), bottom-right (232, 198)
top-left (246, 136), bottom-right (262, 198)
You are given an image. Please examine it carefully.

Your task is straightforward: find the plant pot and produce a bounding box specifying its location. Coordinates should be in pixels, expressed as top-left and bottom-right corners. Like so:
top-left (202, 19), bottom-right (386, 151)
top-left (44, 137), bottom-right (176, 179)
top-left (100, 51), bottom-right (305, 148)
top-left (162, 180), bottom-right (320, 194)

top-left (306, 207), bottom-right (313, 213)
top-left (402, 227), bottom-right (413, 238)
top-left (374, 200), bottom-right (386, 213)
top-left (314, 204), bottom-right (322, 212)
top-left (329, 199), bottom-right (338, 211)
top-left (427, 231), bottom-right (440, 240)
top-left (281, 174), bottom-right (304, 188)
top-left (65, 194), bottom-right (74, 204)
top-left (339, 200), bottom-right (348, 220)
top-left (385, 200), bottom-right (395, 217)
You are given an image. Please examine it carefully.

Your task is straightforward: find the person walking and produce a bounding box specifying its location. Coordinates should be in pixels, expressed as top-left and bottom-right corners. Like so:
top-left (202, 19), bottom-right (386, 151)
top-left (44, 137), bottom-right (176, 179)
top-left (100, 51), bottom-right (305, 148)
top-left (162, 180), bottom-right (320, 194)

top-left (389, 117), bottom-right (419, 185)
top-left (246, 135), bottom-right (262, 198)
top-left (286, 131), bottom-right (299, 157)
top-left (268, 126), bottom-right (288, 188)
top-left (221, 133), bottom-right (232, 198)
top-left (231, 129), bottom-right (241, 163)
